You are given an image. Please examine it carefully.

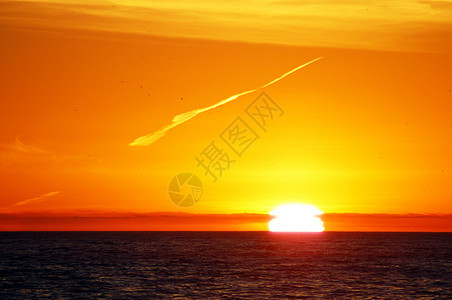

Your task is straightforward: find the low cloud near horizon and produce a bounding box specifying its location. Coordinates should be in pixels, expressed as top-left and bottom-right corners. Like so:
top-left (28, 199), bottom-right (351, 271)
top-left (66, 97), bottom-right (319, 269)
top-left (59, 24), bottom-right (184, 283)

top-left (1, 211), bottom-right (451, 232)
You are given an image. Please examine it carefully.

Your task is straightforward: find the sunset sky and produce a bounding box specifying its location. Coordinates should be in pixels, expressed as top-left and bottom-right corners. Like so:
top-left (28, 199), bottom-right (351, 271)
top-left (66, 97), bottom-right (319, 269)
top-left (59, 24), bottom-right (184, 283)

top-left (1, 0), bottom-right (451, 231)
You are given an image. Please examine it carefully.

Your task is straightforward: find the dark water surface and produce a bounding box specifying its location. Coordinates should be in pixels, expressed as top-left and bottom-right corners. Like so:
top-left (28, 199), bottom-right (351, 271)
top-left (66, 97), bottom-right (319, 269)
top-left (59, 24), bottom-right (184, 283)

top-left (0, 232), bottom-right (451, 298)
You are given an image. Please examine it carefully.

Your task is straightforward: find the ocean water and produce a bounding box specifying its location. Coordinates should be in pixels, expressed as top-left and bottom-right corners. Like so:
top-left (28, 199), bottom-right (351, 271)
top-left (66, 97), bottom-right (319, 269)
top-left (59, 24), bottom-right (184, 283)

top-left (0, 232), bottom-right (451, 299)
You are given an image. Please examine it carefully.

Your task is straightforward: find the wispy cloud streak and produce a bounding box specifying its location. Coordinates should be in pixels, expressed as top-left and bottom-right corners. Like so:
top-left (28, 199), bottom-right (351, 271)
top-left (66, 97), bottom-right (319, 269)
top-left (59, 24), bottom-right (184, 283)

top-left (129, 57), bottom-right (322, 146)
top-left (2, 137), bottom-right (49, 154)
top-left (13, 191), bottom-right (60, 207)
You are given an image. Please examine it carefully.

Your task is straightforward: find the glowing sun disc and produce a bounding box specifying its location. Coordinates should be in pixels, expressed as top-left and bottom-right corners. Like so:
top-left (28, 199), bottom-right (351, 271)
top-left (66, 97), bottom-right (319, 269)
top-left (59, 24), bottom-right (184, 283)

top-left (269, 204), bottom-right (324, 232)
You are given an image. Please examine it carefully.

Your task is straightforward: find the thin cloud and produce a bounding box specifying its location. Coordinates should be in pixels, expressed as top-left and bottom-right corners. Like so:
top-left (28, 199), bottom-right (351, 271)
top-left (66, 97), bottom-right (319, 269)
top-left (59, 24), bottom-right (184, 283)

top-left (2, 137), bottom-right (49, 154)
top-left (420, 0), bottom-right (452, 11)
top-left (1, 211), bottom-right (451, 231)
top-left (2, 1), bottom-right (452, 52)
top-left (129, 57), bottom-right (322, 146)
top-left (12, 191), bottom-right (60, 207)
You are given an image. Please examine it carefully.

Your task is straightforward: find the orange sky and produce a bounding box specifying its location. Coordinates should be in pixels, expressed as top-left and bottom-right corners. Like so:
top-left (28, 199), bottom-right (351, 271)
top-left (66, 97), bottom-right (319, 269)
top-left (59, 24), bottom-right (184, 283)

top-left (0, 0), bottom-right (451, 231)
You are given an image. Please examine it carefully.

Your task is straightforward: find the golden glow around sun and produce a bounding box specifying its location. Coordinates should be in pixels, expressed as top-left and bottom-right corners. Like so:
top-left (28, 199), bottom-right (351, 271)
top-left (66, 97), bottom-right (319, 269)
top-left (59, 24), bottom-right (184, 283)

top-left (269, 204), bottom-right (324, 232)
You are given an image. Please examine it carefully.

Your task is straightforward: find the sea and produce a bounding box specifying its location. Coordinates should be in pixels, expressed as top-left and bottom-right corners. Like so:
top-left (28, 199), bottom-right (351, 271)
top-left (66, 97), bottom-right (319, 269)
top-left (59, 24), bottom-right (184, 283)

top-left (0, 232), bottom-right (451, 299)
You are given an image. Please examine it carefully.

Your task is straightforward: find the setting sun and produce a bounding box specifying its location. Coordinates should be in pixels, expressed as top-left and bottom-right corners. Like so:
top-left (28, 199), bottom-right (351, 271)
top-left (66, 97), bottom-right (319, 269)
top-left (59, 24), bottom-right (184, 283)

top-left (269, 204), bottom-right (324, 232)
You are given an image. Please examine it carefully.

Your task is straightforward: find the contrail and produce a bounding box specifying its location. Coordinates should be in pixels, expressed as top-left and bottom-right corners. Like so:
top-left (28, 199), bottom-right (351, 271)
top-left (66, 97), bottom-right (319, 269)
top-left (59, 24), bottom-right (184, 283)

top-left (129, 57), bottom-right (322, 146)
top-left (0, 191), bottom-right (61, 212)
top-left (15, 191), bottom-right (60, 206)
